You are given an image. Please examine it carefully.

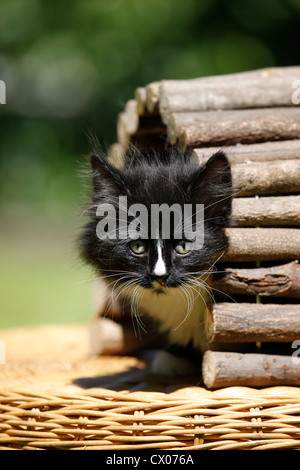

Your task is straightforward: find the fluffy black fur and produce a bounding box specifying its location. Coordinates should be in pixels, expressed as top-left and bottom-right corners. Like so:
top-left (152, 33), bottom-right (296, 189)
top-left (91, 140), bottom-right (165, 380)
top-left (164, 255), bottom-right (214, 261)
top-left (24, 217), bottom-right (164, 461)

top-left (79, 147), bottom-right (232, 290)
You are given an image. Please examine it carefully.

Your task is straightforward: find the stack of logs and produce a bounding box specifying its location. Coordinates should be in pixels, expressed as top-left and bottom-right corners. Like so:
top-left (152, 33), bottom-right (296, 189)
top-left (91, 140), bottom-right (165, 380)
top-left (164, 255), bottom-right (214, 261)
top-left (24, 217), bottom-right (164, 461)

top-left (106, 66), bottom-right (300, 389)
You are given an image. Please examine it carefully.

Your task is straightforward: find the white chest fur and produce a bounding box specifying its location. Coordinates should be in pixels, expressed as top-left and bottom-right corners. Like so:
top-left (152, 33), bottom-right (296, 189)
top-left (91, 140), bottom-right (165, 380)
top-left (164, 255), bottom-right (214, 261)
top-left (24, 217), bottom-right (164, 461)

top-left (133, 277), bottom-right (211, 352)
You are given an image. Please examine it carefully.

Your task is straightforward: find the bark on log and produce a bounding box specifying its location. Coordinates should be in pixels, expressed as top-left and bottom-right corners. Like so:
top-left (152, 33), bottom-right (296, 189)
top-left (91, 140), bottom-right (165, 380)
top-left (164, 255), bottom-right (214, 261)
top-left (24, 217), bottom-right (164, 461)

top-left (202, 350), bottom-right (300, 389)
top-left (231, 159), bottom-right (300, 197)
top-left (212, 261), bottom-right (300, 299)
top-left (224, 228), bottom-right (300, 262)
top-left (159, 66), bottom-right (300, 95)
top-left (206, 302), bottom-right (300, 343)
top-left (231, 195), bottom-right (300, 226)
top-left (192, 140), bottom-right (300, 166)
top-left (169, 108), bottom-right (300, 149)
top-left (160, 77), bottom-right (298, 125)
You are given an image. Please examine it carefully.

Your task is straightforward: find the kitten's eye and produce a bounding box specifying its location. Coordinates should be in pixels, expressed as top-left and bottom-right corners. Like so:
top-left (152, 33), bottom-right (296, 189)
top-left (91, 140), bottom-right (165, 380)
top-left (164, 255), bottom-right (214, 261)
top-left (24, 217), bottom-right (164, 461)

top-left (174, 240), bottom-right (193, 255)
top-left (130, 240), bottom-right (146, 255)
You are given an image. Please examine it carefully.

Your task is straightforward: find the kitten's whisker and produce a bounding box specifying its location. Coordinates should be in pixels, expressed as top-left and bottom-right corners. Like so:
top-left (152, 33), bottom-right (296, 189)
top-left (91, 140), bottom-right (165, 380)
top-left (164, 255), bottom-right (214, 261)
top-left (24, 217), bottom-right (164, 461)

top-left (111, 278), bottom-right (137, 307)
top-left (188, 251), bottom-right (226, 276)
top-left (190, 271), bottom-right (238, 305)
top-left (73, 276), bottom-right (101, 286)
top-left (130, 284), bottom-right (147, 337)
top-left (209, 285), bottom-right (239, 304)
top-left (187, 269), bottom-right (228, 276)
top-left (108, 278), bottom-right (141, 321)
top-left (172, 188), bottom-right (237, 235)
top-left (201, 188), bottom-right (241, 213)
top-left (102, 276), bottom-right (137, 318)
top-left (100, 272), bottom-right (137, 281)
top-left (102, 273), bottom-right (136, 289)
top-left (103, 268), bottom-right (138, 274)
top-left (156, 173), bottom-right (186, 201)
top-left (174, 283), bottom-right (194, 331)
top-left (189, 279), bottom-right (215, 305)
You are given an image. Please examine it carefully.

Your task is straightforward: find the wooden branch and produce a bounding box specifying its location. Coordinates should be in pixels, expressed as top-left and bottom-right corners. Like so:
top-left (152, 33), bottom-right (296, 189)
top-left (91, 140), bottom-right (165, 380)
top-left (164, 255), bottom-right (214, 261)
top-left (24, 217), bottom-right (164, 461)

top-left (206, 302), bottom-right (300, 343)
top-left (231, 195), bottom-right (300, 226)
top-left (202, 351), bottom-right (300, 389)
top-left (192, 140), bottom-right (300, 166)
top-left (146, 81), bottom-right (160, 113)
top-left (169, 108), bottom-right (300, 149)
top-left (134, 87), bottom-right (147, 115)
top-left (231, 159), bottom-right (300, 197)
top-left (160, 77), bottom-right (297, 125)
top-left (161, 67), bottom-right (300, 126)
top-left (212, 261), bottom-right (300, 299)
top-left (159, 66), bottom-right (300, 95)
top-left (224, 228), bottom-right (300, 262)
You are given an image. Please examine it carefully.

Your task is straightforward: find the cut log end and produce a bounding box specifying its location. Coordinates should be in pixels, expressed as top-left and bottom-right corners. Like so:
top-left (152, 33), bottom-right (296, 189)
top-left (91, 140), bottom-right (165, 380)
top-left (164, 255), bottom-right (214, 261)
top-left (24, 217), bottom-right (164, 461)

top-left (146, 81), bottom-right (160, 113)
top-left (201, 350), bottom-right (218, 389)
top-left (134, 87), bottom-right (147, 115)
top-left (202, 351), bottom-right (300, 389)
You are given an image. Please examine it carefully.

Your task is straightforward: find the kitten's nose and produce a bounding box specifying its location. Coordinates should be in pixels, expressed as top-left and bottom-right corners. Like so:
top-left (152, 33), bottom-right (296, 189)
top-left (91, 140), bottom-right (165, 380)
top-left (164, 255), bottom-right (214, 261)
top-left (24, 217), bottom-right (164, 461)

top-left (151, 275), bottom-right (168, 286)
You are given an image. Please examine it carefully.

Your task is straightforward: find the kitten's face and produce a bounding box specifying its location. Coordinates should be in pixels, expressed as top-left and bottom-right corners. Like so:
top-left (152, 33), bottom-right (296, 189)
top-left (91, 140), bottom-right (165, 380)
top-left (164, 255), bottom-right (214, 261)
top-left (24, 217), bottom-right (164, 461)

top-left (80, 149), bottom-right (232, 294)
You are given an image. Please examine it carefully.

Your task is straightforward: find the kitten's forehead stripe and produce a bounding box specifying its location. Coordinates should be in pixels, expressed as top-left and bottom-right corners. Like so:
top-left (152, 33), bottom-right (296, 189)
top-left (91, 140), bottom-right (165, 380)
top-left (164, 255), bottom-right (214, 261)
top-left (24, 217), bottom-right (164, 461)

top-left (153, 240), bottom-right (167, 277)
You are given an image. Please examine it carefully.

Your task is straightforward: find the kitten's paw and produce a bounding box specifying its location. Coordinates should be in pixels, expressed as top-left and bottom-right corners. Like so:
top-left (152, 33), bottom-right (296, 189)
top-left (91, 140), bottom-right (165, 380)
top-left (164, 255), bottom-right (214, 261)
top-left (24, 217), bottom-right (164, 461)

top-left (151, 350), bottom-right (197, 377)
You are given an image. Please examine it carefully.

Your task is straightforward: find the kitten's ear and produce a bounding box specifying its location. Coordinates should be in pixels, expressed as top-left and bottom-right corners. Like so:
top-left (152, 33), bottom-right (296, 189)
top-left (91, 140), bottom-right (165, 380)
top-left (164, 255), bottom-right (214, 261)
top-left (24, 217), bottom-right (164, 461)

top-left (90, 152), bottom-right (126, 194)
top-left (189, 151), bottom-right (232, 225)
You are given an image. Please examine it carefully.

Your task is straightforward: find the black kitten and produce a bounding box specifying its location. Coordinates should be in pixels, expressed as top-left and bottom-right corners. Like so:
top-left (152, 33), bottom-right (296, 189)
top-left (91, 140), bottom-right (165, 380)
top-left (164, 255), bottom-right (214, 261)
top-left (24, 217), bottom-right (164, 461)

top-left (80, 147), bottom-right (232, 376)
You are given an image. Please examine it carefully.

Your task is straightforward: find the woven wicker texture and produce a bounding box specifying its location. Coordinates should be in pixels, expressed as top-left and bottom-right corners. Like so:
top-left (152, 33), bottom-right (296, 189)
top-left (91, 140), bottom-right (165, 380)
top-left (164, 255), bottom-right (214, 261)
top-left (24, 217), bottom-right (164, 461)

top-left (1, 324), bottom-right (300, 450)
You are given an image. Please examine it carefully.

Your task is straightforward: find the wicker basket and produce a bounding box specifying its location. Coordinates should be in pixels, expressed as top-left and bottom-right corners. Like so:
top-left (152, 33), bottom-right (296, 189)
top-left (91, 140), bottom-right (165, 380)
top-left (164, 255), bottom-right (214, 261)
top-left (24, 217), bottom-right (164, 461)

top-left (1, 324), bottom-right (300, 450)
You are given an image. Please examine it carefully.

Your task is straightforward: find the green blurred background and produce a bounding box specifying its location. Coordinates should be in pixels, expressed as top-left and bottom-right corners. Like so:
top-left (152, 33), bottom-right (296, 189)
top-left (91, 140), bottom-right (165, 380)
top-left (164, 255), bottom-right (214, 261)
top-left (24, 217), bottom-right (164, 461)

top-left (1, 0), bottom-right (300, 328)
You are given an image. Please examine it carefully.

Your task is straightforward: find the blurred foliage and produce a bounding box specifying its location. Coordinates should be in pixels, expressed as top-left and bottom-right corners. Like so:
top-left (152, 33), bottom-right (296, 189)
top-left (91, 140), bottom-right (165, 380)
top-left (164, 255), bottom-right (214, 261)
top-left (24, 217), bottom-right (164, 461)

top-left (0, 0), bottom-right (300, 218)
